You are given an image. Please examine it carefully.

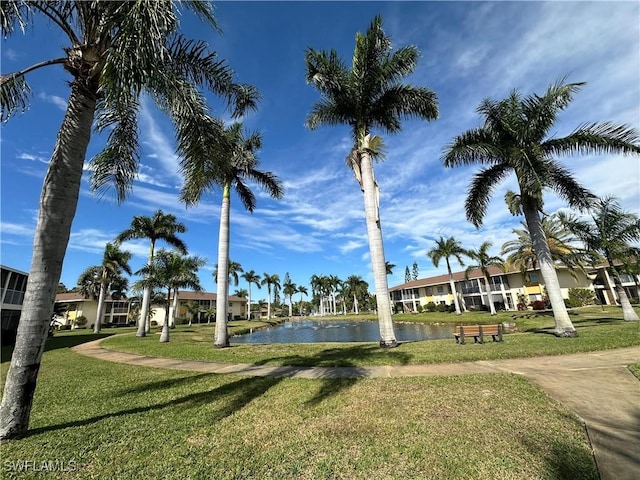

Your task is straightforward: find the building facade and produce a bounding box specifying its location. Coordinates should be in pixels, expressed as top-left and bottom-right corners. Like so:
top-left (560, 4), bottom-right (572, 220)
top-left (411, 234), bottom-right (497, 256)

top-left (389, 265), bottom-right (639, 313)
top-left (151, 291), bottom-right (248, 326)
top-left (54, 292), bottom-right (133, 328)
top-left (1, 265), bottom-right (29, 345)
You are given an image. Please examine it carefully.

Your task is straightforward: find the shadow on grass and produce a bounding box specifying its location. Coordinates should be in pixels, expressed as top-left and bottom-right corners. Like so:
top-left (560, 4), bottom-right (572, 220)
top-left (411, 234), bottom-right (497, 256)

top-left (1, 333), bottom-right (115, 363)
top-left (524, 317), bottom-right (624, 334)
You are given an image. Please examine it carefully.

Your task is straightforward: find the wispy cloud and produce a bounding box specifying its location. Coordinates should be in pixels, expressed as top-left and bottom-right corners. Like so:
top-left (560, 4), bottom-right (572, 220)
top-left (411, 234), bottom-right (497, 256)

top-left (37, 92), bottom-right (67, 111)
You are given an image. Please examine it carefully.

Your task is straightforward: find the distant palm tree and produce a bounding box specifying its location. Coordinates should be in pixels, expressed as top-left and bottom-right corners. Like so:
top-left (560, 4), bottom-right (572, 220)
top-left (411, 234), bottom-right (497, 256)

top-left (76, 266), bottom-right (103, 301)
top-left (241, 270), bottom-right (261, 320)
top-left (282, 276), bottom-right (297, 317)
top-left (213, 260), bottom-right (244, 288)
top-left (184, 300), bottom-right (202, 326)
top-left (0, 1), bottom-right (260, 440)
top-left (345, 275), bottom-right (368, 315)
top-left (261, 273), bottom-right (281, 320)
top-left (93, 243), bottom-right (132, 333)
top-left (442, 78), bottom-right (640, 335)
top-left (117, 210), bottom-right (187, 337)
top-left (297, 286), bottom-right (309, 315)
top-left (305, 15), bottom-right (438, 347)
top-left (182, 123), bottom-right (283, 347)
top-left (465, 242), bottom-right (504, 315)
top-left (427, 237), bottom-right (467, 315)
top-left (134, 250), bottom-right (204, 342)
top-left (559, 196), bottom-right (640, 321)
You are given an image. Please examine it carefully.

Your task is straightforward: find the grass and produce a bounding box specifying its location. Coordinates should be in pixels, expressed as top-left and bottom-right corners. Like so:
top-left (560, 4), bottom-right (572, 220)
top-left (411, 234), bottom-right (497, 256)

top-left (1, 339), bottom-right (598, 480)
top-left (98, 306), bottom-right (640, 367)
top-left (629, 364), bottom-right (640, 380)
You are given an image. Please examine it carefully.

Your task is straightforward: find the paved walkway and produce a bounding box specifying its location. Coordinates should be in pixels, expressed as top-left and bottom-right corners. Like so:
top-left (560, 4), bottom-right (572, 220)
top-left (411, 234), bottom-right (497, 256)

top-left (73, 339), bottom-right (640, 480)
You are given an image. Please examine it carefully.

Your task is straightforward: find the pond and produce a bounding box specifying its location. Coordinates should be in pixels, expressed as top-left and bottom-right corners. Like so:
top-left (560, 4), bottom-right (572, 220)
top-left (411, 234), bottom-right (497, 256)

top-left (231, 319), bottom-right (453, 344)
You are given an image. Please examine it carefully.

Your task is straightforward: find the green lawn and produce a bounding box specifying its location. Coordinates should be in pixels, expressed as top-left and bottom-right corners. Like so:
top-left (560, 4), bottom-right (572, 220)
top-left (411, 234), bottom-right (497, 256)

top-left (99, 306), bottom-right (640, 367)
top-left (1, 341), bottom-right (597, 479)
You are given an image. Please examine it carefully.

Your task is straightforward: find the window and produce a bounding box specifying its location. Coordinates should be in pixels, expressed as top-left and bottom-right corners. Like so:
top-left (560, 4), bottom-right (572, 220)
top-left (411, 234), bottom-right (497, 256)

top-left (436, 286), bottom-right (444, 294)
top-left (426, 287), bottom-right (433, 295)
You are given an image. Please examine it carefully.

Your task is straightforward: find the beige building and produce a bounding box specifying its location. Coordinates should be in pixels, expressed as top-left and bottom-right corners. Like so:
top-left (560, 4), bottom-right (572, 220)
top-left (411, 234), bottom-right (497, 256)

top-left (389, 264), bottom-right (639, 313)
top-left (151, 291), bottom-right (248, 326)
top-left (54, 292), bottom-right (132, 328)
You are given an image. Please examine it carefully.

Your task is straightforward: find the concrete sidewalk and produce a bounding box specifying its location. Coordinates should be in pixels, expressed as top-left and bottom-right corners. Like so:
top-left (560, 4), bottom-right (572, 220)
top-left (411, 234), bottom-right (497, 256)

top-left (73, 340), bottom-right (640, 480)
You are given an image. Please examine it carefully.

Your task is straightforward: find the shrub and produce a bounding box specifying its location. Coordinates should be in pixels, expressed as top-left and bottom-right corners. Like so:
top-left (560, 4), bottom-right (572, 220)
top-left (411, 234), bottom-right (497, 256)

top-left (435, 303), bottom-right (447, 313)
top-left (75, 315), bottom-right (87, 328)
top-left (531, 300), bottom-right (547, 310)
top-left (151, 320), bottom-right (158, 327)
top-left (568, 288), bottom-right (596, 307)
top-left (416, 305), bottom-right (424, 313)
top-left (425, 302), bottom-right (437, 312)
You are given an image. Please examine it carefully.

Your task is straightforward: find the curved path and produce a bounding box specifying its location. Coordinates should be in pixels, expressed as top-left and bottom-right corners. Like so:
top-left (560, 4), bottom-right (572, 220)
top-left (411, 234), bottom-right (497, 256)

top-left (73, 339), bottom-right (640, 480)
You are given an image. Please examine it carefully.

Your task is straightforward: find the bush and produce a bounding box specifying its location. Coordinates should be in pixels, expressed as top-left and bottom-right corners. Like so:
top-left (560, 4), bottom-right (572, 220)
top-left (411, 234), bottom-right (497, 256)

top-left (425, 302), bottom-right (437, 312)
top-left (531, 300), bottom-right (547, 310)
top-left (151, 320), bottom-right (158, 327)
top-left (416, 305), bottom-right (424, 313)
top-left (435, 303), bottom-right (448, 313)
top-left (75, 315), bottom-right (87, 328)
top-left (568, 288), bottom-right (596, 308)
top-left (178, 317), bottom-right (188, 325)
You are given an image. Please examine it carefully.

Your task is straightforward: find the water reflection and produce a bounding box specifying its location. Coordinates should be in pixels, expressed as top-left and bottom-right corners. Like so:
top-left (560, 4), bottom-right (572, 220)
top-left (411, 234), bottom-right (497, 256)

top-left (231, 320), bottom-right (453, 344)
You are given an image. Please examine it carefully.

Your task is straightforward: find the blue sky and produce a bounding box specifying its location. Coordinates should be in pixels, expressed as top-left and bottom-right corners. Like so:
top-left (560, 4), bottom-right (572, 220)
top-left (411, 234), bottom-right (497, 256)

top-left (1, 1), bottom-right (639, 302)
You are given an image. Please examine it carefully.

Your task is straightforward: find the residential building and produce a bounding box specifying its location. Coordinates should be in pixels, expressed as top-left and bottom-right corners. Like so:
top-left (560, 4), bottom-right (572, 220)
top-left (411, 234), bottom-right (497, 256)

top-left (151, 291), bottom-right (248, 326)
top-left (389, 264), bottom-right (639, 313)
top-left (1, 265), bottom-right (28, 345)
top-left (54, 292), bottom-right (133, 328)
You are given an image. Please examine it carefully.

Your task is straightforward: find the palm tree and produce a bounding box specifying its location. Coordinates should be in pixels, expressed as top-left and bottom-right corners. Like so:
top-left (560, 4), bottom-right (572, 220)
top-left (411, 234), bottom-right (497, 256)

top-left (559, 196), bottom-right (640, 321)
top-left (93, 243), bottom-right (132, 333)
top-left (182, 123), bottom-right (283, 347)
top-left (0, 1), bottom-right (258, 440)
top-left (427, 237), bottom-right (467, 315)
top-left (465, 242), bottom-right (504, 315)
top-left (345, 275), bottom-right (368, 315)
top-left (282, 275), bottom-right (297, 317)
top-left (305, 15), bottom-right (438, 347)
top-left (442, 78), bottom-right (640, 336)
top-left (117, 210), bottom-right (188, 336)
top-left (261, 273), bottom-right (280, 320)
top-left (501, 213), bottom-right (591, 281)
top-left (76, 266), bottom-right (103, 301)
top-left (213, 260), bottom-right (244, 288)
top-left (134, 250), bottom-right (204, 342)
top-left (184, 300), bottom-right (201, 326)
top-left (297, 286), bottom-right (308, 315)
top-left (241, 270), bottom-right (261, 320)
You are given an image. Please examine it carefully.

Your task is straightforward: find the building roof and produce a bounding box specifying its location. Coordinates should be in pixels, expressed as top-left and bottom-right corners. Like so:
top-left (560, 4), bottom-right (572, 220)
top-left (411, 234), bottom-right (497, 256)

top-left (389, 266), bottom-right (508, 292)
top-left (1, 265), bottom-right (29, 276)
top-left (172, 291), bottom-right (246, 302)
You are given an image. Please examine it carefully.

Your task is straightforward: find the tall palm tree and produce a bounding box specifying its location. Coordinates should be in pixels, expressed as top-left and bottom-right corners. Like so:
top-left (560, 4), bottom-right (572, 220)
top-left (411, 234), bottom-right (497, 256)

top-left (297, 286), bottom-right (308, 315)
top-left (93, 243), bottom-right (132, 333)
top-left (305, 15), bottom-right (438, 347)
top-left (465, 242), bottom-right (504, 315)
top-left (213, 260), bottom-right (244, 287)
top-left (385, 262), bottom-right (396, 276)
top-left (442, 78), bottom-right (640, 336)
top-left (134, 250), bottom-right (204, 342)
top-left (117, 210), bottom-right (187, 336)
top-left (427, 237), bottom-right (467, 315)
top-left (76, 266), bottom-right (103, 301)
top-left (241, 270), bottom-right (261, 320)
top-left (261, 273), bottom-right (280, 320)
top-left (559, 196), bottom-right (640, 321)
top-left (345, 275), bottom-right (368, 315)
top-left (0, 1), bottom-right (258, 440)
top-left (282, 275), bottom-right (297, 317)
top-left (182, 123), bottom-right (283, 347)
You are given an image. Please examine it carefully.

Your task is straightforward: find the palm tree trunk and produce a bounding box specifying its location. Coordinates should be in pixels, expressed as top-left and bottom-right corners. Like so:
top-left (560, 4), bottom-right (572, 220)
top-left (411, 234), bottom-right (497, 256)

top-left (522, 202), bottom-right (577, 336)
top-left (353, 294), bottom-right (359, 315)
top-left (94, 278), bottom-right (108, 333)
top-left (159, 288), bottom-right (171, 343)
top-left (169, 292), bottom-right (179, 328)
top-left (359, 150), bottom-right (397, 347)
top-left (446, 259), bottom-right (462, 315)
top-left (137, 241), bottom-right (155, 337)
top-left (0, 81), bottom-right (97, 440)
top-left (482, 274), bottom-right (497, 315)
top-left (267, 285), bottom-right (272, 319)
top-left (215, 185), bottom-right (231, 347)
top-left (247, 285), bottom-right (252, 321)
top-left (607, 262), bottom-right (639, 321)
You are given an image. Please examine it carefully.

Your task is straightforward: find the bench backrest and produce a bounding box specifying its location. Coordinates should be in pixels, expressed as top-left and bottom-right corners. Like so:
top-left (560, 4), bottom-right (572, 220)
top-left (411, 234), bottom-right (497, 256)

top-left (455, 324), bottom-right (501, 335)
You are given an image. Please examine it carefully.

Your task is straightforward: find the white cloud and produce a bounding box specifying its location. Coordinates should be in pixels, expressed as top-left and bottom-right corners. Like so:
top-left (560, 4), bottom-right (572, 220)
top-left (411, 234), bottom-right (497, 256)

top-left (37, 92), bottom-right (67, 111)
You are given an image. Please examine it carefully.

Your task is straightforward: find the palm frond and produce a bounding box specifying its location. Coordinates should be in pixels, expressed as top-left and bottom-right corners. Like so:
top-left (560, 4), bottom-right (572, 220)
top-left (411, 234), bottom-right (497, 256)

top-left (465, 163), bottom-right (512, 227)
top-left (545, 161), bottom-right (595, 211)
top-left (371, 84), bottom-right (438, 133)
top-left (441, 128), bottom-right (503, 167)
top-left (543, 122), bottom-right (640, 157)
top-left (1, 0), bottom-right (31, 37)
top-left (0, 73), bottom-right (31, 122)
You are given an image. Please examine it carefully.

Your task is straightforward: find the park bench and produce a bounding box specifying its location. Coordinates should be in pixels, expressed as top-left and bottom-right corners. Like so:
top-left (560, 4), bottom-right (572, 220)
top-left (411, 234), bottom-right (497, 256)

top-left (454, 324), bottom-right (503, 344)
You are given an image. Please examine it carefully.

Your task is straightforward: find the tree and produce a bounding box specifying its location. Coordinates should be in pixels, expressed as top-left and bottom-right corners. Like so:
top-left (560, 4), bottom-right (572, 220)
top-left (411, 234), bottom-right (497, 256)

top-left (76, 266), bottom-right (103, 301)
top-left (117, 210), bottom-right (188, 336)
top-left (134, 250), bottom-right (204, 342)
top-left (184, 300), bottom-right (202, 326)
top-left (385, 262), bottom-right (396, 276)
top-left (465, 242), bottom-right (504, 315)
top-left (442, 78), bottom-right (640, 336)
top-left (404, 266), bottom-right (411, 283)
top-left (501, 213), bottom-right (591, 281)
top-left (427, 237), bottom-right (467, 315)
top-left (345, 275), bottom-right (368, 315)
top-left (1, 1), bottom-right (258, 440)
top-left (305, 15), bottom-right (438, 347)
top-left (241, 270), bottom-right (261, 320)
top-left (297, 286), bottom-right (309, 315)
top-left (93, 242), bottom-right (132, 333)
top-left (559, 196), bottom-right (640, 321)
top-left (213, 260), bottom-right (244, 288)
top-left (261, 273), bottom-right (280, 320)
top-left (412, 261), bottom-right (419, 281)
top-left (282, 273), bottom-right (297, 317)
top-left (182, 122), bottom-right (283, 347)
